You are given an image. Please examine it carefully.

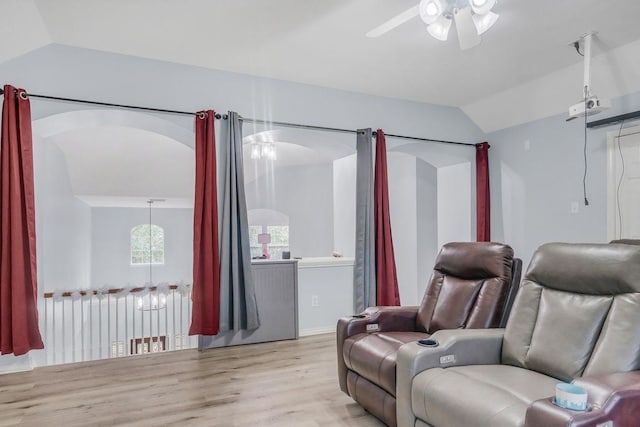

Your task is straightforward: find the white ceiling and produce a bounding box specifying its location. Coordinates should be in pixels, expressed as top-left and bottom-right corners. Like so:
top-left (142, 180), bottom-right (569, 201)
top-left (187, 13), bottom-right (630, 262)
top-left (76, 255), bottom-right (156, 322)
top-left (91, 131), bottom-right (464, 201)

top-left (5, 0), bottom-right (640, 131)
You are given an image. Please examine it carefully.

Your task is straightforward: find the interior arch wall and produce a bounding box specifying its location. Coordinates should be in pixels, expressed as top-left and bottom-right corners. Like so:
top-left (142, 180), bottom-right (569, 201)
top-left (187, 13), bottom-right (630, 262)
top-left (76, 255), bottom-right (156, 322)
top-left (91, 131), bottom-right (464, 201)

top-left (31, 109), bottom-right (195, 292)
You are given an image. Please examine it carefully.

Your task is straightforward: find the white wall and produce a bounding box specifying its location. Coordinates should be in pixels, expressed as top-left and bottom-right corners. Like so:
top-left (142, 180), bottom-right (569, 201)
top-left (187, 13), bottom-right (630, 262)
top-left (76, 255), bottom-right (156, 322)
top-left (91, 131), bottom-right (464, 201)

top-left (416, 159), bottom-right (439, 299)
top-left (387, 153), bottom-right (418, 306)
top-left (297, 260), bottom-right (354, 336)
top-left (34, 141), bottom-right (92, 292)
top-left (333, 154), bottom-right (357, 257)
top-left (91, 208), bottom-right (193, 287)
top-left (488, 90), bottom-right (640, 266)
top-left (0, 44), bottom-right (485, 143)
top-left (437, 163), bottom-right (472, 248)
top-left (3, 139), bottom-right (92, 373)
top-left (245, 164), bottom-right (334, 258)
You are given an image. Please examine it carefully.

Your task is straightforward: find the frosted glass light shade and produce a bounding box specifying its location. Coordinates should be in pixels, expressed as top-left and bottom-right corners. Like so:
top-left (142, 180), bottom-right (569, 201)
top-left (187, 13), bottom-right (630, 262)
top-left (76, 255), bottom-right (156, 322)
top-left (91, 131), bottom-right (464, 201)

top-left (419, 0), bottom-right (445, 25)
top-left (472, 11), bottom-right (499, 35)
top-left (470, 0), bottom-right (496, 15)
top-left (427, 15), bottom-right (452, 41)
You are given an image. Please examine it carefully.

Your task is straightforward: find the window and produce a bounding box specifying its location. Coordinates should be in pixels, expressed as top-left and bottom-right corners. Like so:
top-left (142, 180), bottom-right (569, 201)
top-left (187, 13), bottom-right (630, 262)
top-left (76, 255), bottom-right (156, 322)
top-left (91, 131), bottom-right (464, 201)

top-left (131, 224), bottom-right (165, 265)
top-left (249, 224), bottom-right (289, 259)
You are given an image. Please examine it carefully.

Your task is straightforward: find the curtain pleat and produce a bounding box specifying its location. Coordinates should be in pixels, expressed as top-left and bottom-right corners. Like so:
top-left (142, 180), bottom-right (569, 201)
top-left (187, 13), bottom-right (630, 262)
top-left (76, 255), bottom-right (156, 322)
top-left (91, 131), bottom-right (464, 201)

top-left (189, 110), bottom-right (221, 336)
top-left (374, 129), bottom-right (400, 306)
top-left (353, 128), bottom-right (376, 313)
top-left (219, 111), bottom-right (259, 331)
top-left (0, 85), bottom-right (44, 355)
top-left (476, 141), bottom-right (491, 242)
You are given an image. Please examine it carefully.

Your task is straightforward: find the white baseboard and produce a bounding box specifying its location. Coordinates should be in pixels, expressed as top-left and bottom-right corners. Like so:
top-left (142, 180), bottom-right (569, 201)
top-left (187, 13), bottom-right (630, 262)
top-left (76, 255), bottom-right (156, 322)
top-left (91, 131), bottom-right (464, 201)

top-left (0, 354), bottom-right (33, 375)
top-left (299, 326), bottom-right (335, 337)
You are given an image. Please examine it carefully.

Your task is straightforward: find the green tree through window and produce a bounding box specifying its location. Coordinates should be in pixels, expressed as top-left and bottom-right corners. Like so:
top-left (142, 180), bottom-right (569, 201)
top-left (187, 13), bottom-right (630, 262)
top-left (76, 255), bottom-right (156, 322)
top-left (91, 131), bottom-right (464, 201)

top-left (131, 224), bottom-right (164, 265)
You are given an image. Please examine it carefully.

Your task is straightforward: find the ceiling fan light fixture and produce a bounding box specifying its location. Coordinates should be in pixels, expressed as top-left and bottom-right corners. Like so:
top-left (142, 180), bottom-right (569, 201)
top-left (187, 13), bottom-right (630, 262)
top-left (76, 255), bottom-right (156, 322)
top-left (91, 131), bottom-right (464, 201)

top-left (419, 0), bottom-right (445, 25)
top-left (470, 0), bottom-right (496, 15)
top-left (472, 11), bottom-right (499, 35)
top-left (427, 15), bottom-right (452, 41)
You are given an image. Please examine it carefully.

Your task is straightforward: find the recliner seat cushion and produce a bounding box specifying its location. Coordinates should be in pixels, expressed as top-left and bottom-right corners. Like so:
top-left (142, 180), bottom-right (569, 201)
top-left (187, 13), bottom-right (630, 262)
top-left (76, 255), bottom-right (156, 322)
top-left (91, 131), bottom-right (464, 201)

top-left (411, 365), bottom-right (558, 427)
top-left (343, 332), bottom-right (429, 395)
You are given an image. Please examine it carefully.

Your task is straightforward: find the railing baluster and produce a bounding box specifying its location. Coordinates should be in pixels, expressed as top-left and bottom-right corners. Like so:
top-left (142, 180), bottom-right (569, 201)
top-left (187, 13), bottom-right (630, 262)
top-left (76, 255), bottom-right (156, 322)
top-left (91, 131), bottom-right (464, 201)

top-left (140, 292), bottom-right (144, 355)
top-left (172, 290), bottom-right (176, 350)
top-left (71, 295), bottom-right (76, 363)
top-left (98, 293), bottom-right (103, 359)
top-left (132, 292), bottom-right (136, 355)
top-left (52, 298), bottom-right (56, 365)
top-left (43, 298), bottom-right (48, 365)
top-left (148, 292), bottom-right (153, 353)
top-left (156, 289), bottom-right (161, 352)
top-left (124, 292), bottom-right (128, 356)
top-left (115, 293), bottom-right (119, 357)
top-left (89, 293), bottom-right (93, 360)
top-left (62, 297), bottom-right (66, 364)
top-left (107, 293), bottom-right (111, 358)
top-left (187, 288), bottom-right (192, 348)
top-left (164, 290), bottom-right (168, 352)
top-left (80, 294), bottom-right (84, 362)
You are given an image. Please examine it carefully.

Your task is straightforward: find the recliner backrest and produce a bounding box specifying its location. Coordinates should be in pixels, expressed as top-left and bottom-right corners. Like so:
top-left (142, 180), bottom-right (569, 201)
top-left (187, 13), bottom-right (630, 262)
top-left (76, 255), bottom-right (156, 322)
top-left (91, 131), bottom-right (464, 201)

top-left (416, 242), bottom-right (515, 334)
top-left (502, 243), bottom-right (640, 382)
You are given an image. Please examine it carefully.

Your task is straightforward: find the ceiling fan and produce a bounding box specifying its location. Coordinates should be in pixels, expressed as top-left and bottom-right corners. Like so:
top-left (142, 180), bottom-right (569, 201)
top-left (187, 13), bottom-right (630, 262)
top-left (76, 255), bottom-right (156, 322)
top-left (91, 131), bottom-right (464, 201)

top-left (366, 0), bottom-right (499, 50)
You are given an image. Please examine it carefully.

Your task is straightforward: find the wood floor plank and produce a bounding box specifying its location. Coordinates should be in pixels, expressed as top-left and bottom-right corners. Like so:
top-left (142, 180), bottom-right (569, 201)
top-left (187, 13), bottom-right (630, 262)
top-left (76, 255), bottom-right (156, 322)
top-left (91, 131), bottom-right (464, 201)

top-left (0, 334), bottom-right (384, 426)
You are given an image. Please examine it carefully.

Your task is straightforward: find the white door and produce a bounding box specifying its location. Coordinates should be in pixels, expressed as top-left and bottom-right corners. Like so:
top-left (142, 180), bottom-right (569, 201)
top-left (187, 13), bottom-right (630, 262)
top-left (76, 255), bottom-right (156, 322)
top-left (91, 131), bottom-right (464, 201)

top-left (608, 125), bottom-right (640, 240)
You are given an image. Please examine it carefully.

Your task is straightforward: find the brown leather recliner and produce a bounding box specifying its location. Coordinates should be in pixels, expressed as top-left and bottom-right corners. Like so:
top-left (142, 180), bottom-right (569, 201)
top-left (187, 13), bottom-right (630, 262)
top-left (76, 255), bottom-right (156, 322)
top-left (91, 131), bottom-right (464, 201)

top-left (337, 242), bottom-right (522, 427)
top-left (397, 242), bottom-right (640, 427)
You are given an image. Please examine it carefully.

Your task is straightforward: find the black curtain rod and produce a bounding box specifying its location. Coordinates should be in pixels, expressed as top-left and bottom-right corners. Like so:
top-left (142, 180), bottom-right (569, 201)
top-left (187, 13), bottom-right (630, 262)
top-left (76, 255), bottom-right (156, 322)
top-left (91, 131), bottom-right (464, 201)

top-left (241, 117), bottom-right (474, 147)
top-left (587, 110), bottom-right (640, 129)
top-left (0, 87), bottom-right (226, 119)
top-left (1, 87), bottom-right (473, 147)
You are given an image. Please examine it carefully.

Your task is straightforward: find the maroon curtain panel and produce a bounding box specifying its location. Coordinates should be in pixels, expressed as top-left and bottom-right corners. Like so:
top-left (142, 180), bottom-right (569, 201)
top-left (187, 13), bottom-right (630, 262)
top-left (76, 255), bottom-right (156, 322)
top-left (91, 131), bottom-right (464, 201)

top-left (0, 85), bottom-right (44, 356)
top-left (476, 142), bottom-right (491, 242)
top-left (374, 129), bottom-right (400, 306)
top-left (189, 111), bottom-right (221, 336)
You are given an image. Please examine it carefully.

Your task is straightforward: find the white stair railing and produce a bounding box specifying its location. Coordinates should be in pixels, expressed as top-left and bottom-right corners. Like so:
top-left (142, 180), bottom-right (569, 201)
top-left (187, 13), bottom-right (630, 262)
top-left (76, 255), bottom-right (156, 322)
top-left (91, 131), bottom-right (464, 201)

top-left (39, 283), bottom-right (196, 366)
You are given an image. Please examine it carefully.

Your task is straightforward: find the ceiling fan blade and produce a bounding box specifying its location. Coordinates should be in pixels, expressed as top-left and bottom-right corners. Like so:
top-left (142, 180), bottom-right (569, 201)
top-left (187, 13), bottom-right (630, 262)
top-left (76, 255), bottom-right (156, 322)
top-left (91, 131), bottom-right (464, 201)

top-left (366, 6), bottom-right (419, 38)
top-left (454, 7), bottom-right (481, 50)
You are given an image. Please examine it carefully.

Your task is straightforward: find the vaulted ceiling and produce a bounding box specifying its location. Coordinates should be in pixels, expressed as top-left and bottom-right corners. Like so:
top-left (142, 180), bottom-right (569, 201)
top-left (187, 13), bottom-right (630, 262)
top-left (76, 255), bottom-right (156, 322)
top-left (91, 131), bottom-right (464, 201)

top-left (3, 0), bottom-right (640, 131)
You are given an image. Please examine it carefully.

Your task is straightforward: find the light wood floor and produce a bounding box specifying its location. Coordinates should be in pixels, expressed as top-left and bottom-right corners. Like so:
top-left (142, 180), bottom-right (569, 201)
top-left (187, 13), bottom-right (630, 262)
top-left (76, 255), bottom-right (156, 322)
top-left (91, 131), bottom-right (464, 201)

top-left (0, 334), bottom-right (384, 426)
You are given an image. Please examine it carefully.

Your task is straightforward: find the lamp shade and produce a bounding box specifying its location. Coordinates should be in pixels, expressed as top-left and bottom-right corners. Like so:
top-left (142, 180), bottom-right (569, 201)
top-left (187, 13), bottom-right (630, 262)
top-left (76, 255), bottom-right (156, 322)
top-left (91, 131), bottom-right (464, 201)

top-left (472, 11), bottom-right (499, 35)
top-left (258, 233), bottom-right (271, 244)
top-left (427, 15), bottom-right (452, 41)
top-left (419, 0), bottom-right (445, 25)
top-left (470, 0), bottom-right (496, 15)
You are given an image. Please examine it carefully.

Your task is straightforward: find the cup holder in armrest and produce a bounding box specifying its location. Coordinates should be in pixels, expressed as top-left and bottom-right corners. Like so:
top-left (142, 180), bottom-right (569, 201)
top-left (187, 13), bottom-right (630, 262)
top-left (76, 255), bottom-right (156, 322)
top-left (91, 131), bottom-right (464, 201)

top-left (351, 314), bottom-right (367, 319)
top-left (418, 339), bottom-right (439, 347)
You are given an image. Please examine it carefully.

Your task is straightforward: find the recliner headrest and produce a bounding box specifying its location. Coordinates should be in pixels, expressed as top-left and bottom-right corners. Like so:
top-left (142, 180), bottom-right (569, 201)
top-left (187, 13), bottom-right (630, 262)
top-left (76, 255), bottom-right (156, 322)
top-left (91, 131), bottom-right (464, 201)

top-left (525, 242), bottom-right (640, 295)
top-left (434, 242), bottom-right (514, 280)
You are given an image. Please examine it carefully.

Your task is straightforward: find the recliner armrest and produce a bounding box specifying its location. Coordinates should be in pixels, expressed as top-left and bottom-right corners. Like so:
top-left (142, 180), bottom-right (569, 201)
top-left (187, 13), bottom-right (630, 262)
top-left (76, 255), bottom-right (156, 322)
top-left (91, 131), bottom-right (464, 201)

top-left (338, 306), bottom-right (420, 337)
top-left (396, 328), bottom-right (505, 427)
top-left (524, 371), bottom-right (640, 427)
top-left (336, 306), bottom-right (419, 394)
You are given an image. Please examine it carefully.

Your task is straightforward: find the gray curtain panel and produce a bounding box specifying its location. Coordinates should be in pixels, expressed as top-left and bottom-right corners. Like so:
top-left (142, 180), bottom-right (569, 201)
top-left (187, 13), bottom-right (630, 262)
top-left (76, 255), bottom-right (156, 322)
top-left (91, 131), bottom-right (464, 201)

top-left (353, 128), bottom-right (376, 313)
top-left (218, 111), bottom-right (260, 331)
